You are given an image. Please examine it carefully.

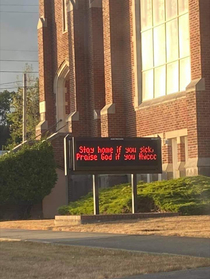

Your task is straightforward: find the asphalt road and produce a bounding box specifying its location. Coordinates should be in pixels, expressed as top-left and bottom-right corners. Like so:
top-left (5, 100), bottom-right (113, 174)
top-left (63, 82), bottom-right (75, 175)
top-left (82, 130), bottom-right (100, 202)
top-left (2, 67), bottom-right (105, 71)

top-left (1, 228), bottom-right (210, 279)
top-left (1, 228), bottom-right (210, 258)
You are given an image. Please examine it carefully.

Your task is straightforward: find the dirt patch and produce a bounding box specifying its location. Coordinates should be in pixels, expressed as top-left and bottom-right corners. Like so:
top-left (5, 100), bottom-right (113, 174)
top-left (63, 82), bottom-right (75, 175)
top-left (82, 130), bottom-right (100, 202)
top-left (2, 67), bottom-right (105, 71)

top-left (1, 215), bottom-right (210, 238)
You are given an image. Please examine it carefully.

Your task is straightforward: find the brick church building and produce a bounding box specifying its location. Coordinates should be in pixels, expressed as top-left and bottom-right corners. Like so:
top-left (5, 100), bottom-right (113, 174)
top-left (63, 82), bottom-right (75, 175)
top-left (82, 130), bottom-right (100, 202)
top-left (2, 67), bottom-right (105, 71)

top-left (36, 0), bottom-right (210, 217)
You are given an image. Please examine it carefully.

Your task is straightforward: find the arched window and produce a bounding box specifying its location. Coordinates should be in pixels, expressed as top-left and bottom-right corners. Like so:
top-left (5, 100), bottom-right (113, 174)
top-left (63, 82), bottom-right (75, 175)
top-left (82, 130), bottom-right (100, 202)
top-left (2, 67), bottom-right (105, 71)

top-left (54, 61), bottom-right (70, 132)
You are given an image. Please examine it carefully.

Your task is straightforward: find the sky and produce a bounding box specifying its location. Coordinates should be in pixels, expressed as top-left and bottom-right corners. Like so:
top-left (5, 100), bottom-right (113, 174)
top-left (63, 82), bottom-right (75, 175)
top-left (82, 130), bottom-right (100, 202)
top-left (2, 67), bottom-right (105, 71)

top-left (0, 0), bottom-right (39, 91)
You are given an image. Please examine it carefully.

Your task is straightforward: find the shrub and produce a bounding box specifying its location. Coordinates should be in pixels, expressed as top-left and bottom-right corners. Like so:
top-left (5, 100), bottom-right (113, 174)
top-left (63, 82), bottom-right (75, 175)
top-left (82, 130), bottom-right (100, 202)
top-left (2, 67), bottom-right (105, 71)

top-left (139, 176), bottom-right (210, 214)
top-left (58, 176), bottom-right (210, 216)
top-left (0, 141), bottom-right (57, 218)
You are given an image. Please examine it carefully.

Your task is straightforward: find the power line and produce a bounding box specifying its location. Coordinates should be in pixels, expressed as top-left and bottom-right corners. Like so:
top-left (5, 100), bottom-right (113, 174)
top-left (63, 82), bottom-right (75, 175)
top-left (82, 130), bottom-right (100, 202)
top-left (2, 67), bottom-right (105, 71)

top-left (0, 4), bottom-right (39, 7)
top-left (0, 71), bottom-right (38, 73)
top-left (0, 86), bottom-right (37, 90)
top-left (0, 81), bottom-right (22, 86)
top-left (0, 82), bottom-right (37, 87)
top-left (0, 11), bottom-right (38, 14)
top-left (0, 60), bottom-right (38, 62)
top-left (0, 84), bottom-right (38, 88)
top-left (0, 87), bottom-right (21, 90)
top-left (0, 49), bottom-right (38, 52)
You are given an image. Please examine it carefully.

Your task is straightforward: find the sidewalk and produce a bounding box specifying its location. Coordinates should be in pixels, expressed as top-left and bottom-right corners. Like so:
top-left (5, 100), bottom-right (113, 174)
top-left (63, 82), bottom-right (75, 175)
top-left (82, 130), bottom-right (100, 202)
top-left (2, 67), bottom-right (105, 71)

top-left (118, 267), bottom-right (210, 279)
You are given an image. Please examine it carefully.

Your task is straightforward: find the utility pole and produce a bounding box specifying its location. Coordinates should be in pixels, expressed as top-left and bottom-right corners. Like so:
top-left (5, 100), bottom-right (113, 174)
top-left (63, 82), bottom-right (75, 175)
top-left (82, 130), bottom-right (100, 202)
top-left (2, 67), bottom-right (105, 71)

top-left (22, 73), bottom-right (27, 142)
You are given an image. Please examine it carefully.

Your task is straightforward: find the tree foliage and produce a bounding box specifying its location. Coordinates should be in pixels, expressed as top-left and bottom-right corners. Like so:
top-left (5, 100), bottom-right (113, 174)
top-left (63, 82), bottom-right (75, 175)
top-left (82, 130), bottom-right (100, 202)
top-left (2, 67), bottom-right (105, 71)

top-left (0, 65), bottom-right (39, 149)
top-left (0, 141), bottom-right (57, 218)
top-left (0, 126), bottom-right (10, 150)
top-left (0, 90), bottom-right (12, 125)
top-left (6, 80), bottom-right (39, 148)
top-left (0, 90), bottom-right (13, 149)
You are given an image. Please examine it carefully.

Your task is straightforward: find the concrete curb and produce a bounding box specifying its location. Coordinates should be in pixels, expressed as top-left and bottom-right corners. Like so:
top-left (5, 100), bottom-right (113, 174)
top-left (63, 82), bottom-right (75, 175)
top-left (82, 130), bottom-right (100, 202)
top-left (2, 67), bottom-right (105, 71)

top-left (55, 212), bottom-right (179, 225)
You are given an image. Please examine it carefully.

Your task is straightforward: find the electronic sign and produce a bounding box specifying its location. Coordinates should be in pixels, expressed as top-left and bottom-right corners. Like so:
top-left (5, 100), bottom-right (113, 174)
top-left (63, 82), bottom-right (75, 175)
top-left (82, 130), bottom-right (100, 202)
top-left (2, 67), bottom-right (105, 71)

top-left (69, 137), bottom-right (162, 174)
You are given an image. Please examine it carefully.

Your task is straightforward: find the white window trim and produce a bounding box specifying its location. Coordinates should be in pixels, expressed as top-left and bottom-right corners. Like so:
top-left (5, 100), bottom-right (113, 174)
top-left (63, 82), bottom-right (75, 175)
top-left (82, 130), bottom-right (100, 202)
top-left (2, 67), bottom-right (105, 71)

top-left (134, 0), bottom-right (191, 106)
top-left (62, 0), bottom-right (68, 33)
top-left (133, 0), bottom-right (142, 108)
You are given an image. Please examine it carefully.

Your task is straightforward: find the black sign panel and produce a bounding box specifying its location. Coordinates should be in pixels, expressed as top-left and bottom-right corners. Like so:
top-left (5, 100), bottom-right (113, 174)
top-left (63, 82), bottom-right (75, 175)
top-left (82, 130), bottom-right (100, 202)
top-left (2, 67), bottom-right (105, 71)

top-left (69, 137), bottom-right (162, 174)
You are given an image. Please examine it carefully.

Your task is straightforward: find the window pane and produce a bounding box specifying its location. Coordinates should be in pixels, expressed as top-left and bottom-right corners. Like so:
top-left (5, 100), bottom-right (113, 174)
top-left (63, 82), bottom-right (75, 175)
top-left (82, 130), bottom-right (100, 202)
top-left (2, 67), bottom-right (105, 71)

top-left (154, 24), bottom-right (165, 66)
top-left (142, 70), bottom-right (153, 101)
top-left (179, 14), bottom-right (190, 58)
top-left (153, 0), bottom-right (165, 25)
top-left (179, 0), bottom-right (188, 14)
top-left (155, 66), bottom-right (166, 98)
top-left (141, 30), bottom-right (153, 70)
top-left (166, 19), bottom-right (178, 62)
top-left (180, 57), bottom-right (191, 91)
top-left (166, 0), bottom-right (177, 19)
top-left (141, 0), bottom-right (152, 30)
top-left (167, 62), bottom-right (178, 94)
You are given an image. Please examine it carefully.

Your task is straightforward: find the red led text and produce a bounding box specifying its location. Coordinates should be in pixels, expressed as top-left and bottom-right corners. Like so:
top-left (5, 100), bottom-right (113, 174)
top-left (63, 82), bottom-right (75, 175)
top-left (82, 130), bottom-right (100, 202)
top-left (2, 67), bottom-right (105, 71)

top-left (79, 146), bottom-right (95, 154)
top-left (97, 146), bottom-right (113, 154)
top-left (76, 144), bottom-right (158, 162)
top-left (139, 146), bottom-right (157, 161)
top-left (76, 153), bottom-right (98, 161)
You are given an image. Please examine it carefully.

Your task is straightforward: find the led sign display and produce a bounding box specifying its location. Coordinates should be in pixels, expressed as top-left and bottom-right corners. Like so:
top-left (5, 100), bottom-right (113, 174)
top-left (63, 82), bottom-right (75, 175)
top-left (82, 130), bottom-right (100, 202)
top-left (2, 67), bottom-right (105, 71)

top-left (69, 137), bottom-right (162, 174)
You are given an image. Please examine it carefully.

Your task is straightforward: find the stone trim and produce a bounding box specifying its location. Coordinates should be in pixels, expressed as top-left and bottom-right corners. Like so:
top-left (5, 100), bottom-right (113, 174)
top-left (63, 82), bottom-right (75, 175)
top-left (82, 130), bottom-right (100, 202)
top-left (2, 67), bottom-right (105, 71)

top-left (186, 78), bottom-right (205, 93)
top-left (185, 157), bottom-right (210, 176)
top-left (89, 0), bottom-right (102, 8)
top-left (54, 60), bottom-right (70, 94)
top-left (69, 0), bottom-right (78, 10)
top-left (36, 120), bottom-right (48, 131)
top-left (143, 133), bottom-right (164, 146)
top-left (165, 129), bottom-right (188, 139)
top-left (37, 17), bottom-right (47, 29)
top-left (136, 91), bottom-right (186, 111)
top-left (185, 158), bottom-right (199, 176)
top-left (67, 0), bottom-right (73, 12)
top-left (39, 101), bottom-right (46, 114)
top-left (93, 109), bottom-right (100, 120)
top-left (178, 161), bottom-right (186, 172)
top-left (100, 103), bottom-right (115, 116)
top-left (53, 60), bottom-right (70, 132)
top-left (67, 111), bottom-right (79, 122)
top-left (162, 163), bottom-right (173, 172)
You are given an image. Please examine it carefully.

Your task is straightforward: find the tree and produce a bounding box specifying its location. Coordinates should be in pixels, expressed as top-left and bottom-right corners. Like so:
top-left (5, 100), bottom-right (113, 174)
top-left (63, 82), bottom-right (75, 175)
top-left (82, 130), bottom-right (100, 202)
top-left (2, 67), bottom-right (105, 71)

top-left (0, 90), bottom-right (13, 149)
top-left (6, 68), bottom-right (39, 148)
top-left (0, 126), bottom-right (10, 150)
top-left (0, 90), bottom-right (12, 125)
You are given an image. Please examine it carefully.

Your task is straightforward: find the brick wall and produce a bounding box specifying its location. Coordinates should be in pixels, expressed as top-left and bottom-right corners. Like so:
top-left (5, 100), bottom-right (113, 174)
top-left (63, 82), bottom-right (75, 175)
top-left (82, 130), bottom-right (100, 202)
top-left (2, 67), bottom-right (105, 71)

top-left (196, 0), bottom-right (210, 158)
top-left (101, 0), bottom-right (127, 137)
top-left (87, 2), bottom-right (105, 136)
top-left (38, 0), bottom-right (55, 130)
top-left (189, 0), bottom-right (202, 80)
top-left (38, 0), bottom-right (210, 176)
